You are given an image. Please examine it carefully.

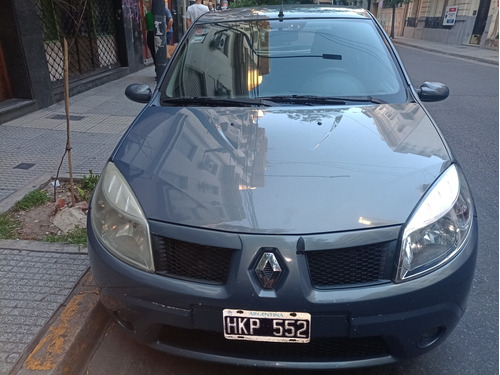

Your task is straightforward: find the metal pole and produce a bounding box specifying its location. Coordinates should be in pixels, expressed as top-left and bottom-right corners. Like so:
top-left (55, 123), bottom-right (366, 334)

top-left (153, 0), bottom-right (167, 80)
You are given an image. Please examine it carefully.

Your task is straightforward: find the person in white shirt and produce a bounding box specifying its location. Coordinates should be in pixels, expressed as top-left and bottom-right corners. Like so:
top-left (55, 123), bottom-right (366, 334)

top-left (186, 0), bottom-right (209, 28)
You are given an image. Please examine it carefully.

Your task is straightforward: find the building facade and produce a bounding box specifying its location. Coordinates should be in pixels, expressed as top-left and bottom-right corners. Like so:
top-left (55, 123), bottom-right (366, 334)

top-left (1, 0), bottom-right (496, 124)
top-left (371, 0), bottom-right (498, 49)
top-left (0, 0), bottom-right (150, 125)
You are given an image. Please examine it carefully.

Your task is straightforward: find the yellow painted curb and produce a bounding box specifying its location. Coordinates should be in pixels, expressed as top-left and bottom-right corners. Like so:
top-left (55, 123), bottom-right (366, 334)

top-left (14, 271), bottom-right (109, 375)
top-left (25, 294), bottom-right (85, 371)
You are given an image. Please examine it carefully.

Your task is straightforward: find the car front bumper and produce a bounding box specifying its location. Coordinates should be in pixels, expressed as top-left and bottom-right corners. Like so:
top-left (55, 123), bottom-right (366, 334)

top-left (87, 217), bottom-right (478, 370)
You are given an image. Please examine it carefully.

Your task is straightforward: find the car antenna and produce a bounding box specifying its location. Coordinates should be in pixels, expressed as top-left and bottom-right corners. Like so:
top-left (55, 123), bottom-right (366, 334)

top-left (278, 1), bottom-right (284, 19)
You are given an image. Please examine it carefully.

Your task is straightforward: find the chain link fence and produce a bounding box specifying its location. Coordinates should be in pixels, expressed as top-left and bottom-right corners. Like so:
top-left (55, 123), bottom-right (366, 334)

top-left (35, 0), bottom-right (120, 83)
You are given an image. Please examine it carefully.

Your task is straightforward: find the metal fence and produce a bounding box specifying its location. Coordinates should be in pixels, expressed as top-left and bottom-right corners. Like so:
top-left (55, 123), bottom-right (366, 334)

top-left (424, 16), bottom-right (445, 29)
top-left (406, 17), bottom-right (417, 28)
top-left (35, 0), bottom-right (120, 83)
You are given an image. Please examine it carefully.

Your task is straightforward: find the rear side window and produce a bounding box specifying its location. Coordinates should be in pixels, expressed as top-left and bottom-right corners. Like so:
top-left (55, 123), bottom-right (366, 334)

top-left (163, 18), bottom-right (407, 103)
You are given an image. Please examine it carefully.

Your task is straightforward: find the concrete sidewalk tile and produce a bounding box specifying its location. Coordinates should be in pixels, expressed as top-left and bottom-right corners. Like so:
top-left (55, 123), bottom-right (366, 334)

top-left (0, 240), bottom-right (86, 254)
top-left (12, 117), bottom-right (66, 131)
top-left (0, 189), bottom-right (14, 204)
top-left (0, 126), bottom-right (51, 140)
top-left (0, 172), bottom-right (53, 214)
top-left (0, 67), bottom-right (153, 375)
top-left (0, 248), bottom-right (89, 375)
top-left (12, 271), bottom-right (110, 375)
top-left (1, 111), bottom-right (53, 127)
top-left (90, 101), bottom-right (144, 117)
top-left (67, 96), bottom-right (116, 112)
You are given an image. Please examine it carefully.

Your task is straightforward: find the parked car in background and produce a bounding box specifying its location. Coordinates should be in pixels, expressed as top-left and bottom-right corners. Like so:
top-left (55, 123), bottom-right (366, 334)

top-left (87, 5), bottom-right (477, 370)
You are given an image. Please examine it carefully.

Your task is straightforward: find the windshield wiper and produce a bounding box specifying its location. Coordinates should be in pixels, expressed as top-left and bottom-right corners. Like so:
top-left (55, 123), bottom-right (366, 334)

top-left (161, 95), bottom-right (386, 107)
top-left (340, 96), bottom-right (387, 104)
top-left (161, 97), bottom-right (272, 107)
top-left (260, 95), bottom-right (387, 105)
top-left (259, 95), bottom-right (387, 105)
top-left (259, 95), bottom-right (346, 105)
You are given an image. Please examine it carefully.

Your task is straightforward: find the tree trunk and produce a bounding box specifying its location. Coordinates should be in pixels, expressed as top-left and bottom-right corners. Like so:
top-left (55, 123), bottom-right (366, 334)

top-left (390, 5), bottom-right (396, 38)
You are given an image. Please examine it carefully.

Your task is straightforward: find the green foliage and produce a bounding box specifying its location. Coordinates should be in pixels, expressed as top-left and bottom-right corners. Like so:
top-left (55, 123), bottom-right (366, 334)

top-left (0, 213), bottom-right (18, 239)
top-left (382, 0), bottom-right (412, 8)
top-left (44, 226), bottom-right (87, 246)
top-left (14, 190), bottom-right (50, 211)
top-left (81, 170), bottom-right (99, 191)
top-left (76, 186), bottom-right (88, 201)
top-left (78, 170), bottom-right (99, 201)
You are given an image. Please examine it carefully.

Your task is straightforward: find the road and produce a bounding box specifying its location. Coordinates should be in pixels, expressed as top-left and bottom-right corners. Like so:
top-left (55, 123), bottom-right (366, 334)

top-left (82, 46), bottom-right (499, 375)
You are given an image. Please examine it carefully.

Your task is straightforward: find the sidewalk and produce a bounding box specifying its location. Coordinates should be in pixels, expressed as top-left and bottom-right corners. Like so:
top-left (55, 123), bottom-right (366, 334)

top-left (0, 37), bottom-right (497, 375)
top-left (0, 65), bottom-right (156, 375)
top-left (392, 36), bottom-right (499, 65)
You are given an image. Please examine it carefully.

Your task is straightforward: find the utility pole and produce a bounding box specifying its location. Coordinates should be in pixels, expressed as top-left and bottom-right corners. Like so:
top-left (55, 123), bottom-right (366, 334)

top-left (153, 0), bottom-right (167, 80)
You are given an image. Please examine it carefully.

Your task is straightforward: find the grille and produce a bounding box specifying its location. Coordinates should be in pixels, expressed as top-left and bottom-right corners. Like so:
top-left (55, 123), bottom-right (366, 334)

top-left (158, 325), bottom-right (389, 361)
top-left (35, 0), bottom-right (120, 83)
top-left (306, 241), bottom-right (394, 288)
top-left (152, 235), bottom-right (234, 284)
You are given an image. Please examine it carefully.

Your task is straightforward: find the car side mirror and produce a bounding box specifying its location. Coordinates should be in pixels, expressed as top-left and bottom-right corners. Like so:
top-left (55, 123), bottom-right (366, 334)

top-left (417, 82), bottom-right (449, 102)
top-left (125, 84), bottom-right (152, 103)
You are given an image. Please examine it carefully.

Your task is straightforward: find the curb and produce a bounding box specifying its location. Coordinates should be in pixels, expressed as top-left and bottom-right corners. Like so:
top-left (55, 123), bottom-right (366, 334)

top-left (0, 239), bottom-right (87, 254)
top-left (10, 270), bottom-right (110, 375)
top-left (0, 173), bottom-right (53, 215)
top-left (0, 171), bottom-right (91, 215)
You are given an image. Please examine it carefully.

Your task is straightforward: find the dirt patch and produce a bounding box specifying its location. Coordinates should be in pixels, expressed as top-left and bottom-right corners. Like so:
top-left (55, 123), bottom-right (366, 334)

top-left (11, 180), bottom-right (89, 241)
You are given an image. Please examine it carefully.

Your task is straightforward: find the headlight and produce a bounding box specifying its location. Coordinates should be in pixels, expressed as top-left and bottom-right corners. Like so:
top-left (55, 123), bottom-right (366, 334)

top-left (91, 162), bottom-right (154, 272)
top-left (396, 164), bottom-right (474, 282)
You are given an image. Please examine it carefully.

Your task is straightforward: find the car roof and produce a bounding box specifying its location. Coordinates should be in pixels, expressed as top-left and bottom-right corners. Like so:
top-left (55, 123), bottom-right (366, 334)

top-left (196, 5), bottom-right (372, 23)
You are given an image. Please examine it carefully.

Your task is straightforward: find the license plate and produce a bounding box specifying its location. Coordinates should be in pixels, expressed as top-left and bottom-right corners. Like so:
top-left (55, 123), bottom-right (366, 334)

top-left (223, 309), bottom-right (311, 343)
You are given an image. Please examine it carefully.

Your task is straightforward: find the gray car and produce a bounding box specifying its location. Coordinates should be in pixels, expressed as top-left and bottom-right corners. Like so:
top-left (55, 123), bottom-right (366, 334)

top-left (87, 5), bottom-right (477, 370)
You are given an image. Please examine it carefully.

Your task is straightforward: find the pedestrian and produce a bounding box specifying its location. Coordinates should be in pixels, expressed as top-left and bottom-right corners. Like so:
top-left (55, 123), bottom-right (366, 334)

top-left (145, 2), bottom-right (156, 64)
top-left (165, 1), bottom-right (174, 45)
top-left (186, 0), bottom-right (209, 28)
top-left (208, 1), bottom-right (215, 12)
top-left (220, 0), bottom-right (228, 10)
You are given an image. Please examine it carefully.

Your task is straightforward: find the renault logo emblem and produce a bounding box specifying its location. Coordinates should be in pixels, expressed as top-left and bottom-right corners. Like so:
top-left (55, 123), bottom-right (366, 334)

top-left (255, 252), bottom-right (282, 289)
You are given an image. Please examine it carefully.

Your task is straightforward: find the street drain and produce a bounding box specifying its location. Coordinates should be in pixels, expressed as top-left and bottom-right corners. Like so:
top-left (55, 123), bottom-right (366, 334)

top-left (14, 163), bottom-right (35, 170)
top-left (48, 114), bottom-right (85, 121)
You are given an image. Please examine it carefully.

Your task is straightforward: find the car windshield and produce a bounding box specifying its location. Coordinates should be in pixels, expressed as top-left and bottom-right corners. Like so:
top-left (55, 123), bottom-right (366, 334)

top-left (161, 17), bottom-right (407, 105)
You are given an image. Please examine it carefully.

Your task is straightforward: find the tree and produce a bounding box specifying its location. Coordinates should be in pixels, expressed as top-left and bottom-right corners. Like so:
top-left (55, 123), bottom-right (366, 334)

top-left (53, 0), bottom-right (91, 206)
top-left (383, 0), bottom-right (412, 38)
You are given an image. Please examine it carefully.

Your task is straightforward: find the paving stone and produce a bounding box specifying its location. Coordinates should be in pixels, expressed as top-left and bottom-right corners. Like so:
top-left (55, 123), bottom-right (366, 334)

top-left (0, 249), bottom-right (89, 373)
top-left (5, 353), bottom-right (20, 364)
top-left (0, 66), bottom-right (156, 374)
top-left (0, 324), bottom-right (40, 335)
top-left (0, 343), bottom-right (27, 355)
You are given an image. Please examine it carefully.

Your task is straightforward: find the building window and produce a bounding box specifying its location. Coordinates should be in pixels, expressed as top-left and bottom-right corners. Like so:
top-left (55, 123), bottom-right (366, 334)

top-left (406, 17), bottom-right (417, 28)
top-left (424, 17), bottom-right (444, 29)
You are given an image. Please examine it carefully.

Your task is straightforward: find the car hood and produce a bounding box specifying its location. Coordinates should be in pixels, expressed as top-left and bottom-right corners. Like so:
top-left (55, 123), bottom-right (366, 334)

top-left (112, 103), bottom-right (450, 234)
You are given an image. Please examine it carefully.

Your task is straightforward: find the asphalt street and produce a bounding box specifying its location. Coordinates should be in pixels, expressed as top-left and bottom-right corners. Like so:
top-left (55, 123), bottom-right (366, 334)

top-left (80, 43), bottom-right (499, 374)
top-left (394, 43), bottom-right (499, 375)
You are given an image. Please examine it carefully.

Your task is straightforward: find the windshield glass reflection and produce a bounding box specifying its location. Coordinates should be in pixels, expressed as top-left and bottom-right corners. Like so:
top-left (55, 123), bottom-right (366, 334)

top-left (162, 19), bottom-right (407, 103)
